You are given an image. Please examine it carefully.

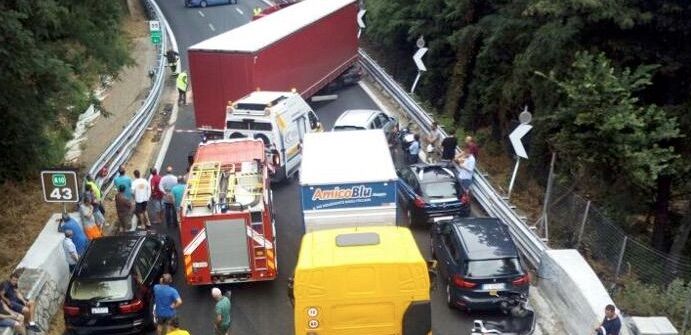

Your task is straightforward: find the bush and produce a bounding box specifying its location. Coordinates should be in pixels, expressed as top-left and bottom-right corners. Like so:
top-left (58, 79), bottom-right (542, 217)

top-left (615, 276), bottom-right (690, 332)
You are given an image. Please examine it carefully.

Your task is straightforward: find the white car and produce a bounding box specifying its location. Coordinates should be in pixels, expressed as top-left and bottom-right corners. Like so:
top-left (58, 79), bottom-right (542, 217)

top-left (332, 109), bottom-right (398, 139)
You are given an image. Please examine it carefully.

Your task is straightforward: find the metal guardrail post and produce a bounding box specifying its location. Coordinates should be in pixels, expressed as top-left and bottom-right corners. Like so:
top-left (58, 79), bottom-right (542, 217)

top-left (358, 49), bottom-right (548, 268)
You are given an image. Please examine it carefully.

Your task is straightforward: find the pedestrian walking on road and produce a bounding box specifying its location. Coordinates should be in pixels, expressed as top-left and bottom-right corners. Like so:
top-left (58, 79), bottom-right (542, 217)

top-left (154, 274), bottom-right (182, 335)
top-left (166, 317), bottom-right (191, 335)
top-left (58, 213), bottom-right (88, 256)
top-left (149, 168), bottom-right (165, 225)
top-left (160, 167), bottom-right (179, 228)
top-left (592, 304), bottom-right (621, 335)
top-left (171, 176), bottom-right (186, 223)
top-left (0, 300), bottom-right (26, 335)
top-left (62, 230), bottom-right (79, 274)
top-left (113, 166), bottom-right (133, 199)
top-left (440, 128), bottom-right (458, 161)
top-left (115, 184), bottom-right (134, 233)
top-left (1, 273), bottom-right (39, 332)
top-left (211, 287), bottom-right (232, 335)
top-left (132, 169), bottom-right (152, 230)
top-left (79, 197), bottom-right (103, 240)
top-left (454, 143), bottom-right (476, 192)
top-left (177, 71), bottom-right (188, 106)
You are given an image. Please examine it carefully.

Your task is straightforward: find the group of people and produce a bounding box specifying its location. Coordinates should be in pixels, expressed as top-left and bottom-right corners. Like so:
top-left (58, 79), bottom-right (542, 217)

top-left (0, 273), bottom-right (40, 334)
top-left (402, 121), bottom-right (480, 191)
top-left (153, 273), bottom-right (233, 335)
top-left (113, 165), bottom-right (186, 233)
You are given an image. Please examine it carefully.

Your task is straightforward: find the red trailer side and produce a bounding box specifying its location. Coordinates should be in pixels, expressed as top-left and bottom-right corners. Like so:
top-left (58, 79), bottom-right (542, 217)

top-left (188, 0), bottom-right (358, 132)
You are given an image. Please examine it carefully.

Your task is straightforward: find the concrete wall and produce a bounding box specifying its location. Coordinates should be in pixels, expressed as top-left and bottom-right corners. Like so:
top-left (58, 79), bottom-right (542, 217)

top-left (538, 249), bottom-right (630, 335)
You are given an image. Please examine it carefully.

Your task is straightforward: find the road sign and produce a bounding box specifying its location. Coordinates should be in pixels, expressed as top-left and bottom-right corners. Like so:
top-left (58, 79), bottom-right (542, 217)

top-left (357, 9), bottom-right (366, 39)
top-left (149, 20), bottom-right (161, 32)
top-left (509, 123), bottom-right (533, 159)
top-left (413, 48), bottom-right (428, 72)
top-left (41, 170), bottom-right (79, 203)
top-left (519, 105), bottom-right (532, 124)
top-left (149, 20), bottom-right (162, 45)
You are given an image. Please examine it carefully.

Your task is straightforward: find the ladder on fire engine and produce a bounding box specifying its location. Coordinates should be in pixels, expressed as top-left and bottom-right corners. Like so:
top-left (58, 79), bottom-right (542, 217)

top-left (186, 162), bottom-right (221, 209)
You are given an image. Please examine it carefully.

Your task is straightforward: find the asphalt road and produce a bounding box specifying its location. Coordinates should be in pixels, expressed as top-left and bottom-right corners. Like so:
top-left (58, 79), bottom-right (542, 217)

top-left (154, 1), bottom-right (505, 334)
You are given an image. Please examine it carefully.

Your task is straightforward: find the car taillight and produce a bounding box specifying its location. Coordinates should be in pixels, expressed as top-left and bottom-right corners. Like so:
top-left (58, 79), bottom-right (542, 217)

top-left (118, 298), bottom-right (144, 314)
top-left (413, 196), bottom-right (426, 208)
top-left (452, 275), bottom-right (476, 288)
top-left (63, 305), bottom-right (80, 316)
top-left (512, 274), bottom-right (530, 286)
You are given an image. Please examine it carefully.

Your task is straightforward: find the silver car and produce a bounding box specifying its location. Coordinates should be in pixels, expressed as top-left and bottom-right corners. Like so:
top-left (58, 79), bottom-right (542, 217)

top-left (332, 109), bottom-right (398, 140)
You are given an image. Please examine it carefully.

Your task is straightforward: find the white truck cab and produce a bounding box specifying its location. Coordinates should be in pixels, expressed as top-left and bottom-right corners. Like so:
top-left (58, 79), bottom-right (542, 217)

top-left (224, 91), bottom-right (322, 182)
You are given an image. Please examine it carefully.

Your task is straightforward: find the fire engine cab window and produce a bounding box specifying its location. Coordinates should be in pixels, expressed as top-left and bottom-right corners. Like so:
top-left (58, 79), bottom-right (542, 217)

top-left (226, 120), bottom-right (273, 131)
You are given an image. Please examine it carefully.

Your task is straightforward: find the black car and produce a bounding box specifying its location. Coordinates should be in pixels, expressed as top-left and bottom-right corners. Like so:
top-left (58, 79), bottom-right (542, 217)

top-left (63, 232), bottom-right (178, 335)
top-left (397, 163), bottom-right (471, 226)
top-left (431, 217), bottom-right (530, 311)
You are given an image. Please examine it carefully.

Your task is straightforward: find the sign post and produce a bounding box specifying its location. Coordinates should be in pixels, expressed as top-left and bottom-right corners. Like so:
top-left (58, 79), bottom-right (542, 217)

top-left (149, 20), bottom-right (162, 45)
top-left (507, 107), bottom-right (533, 199)
top-left (410, 36), bottom-right (428, 94)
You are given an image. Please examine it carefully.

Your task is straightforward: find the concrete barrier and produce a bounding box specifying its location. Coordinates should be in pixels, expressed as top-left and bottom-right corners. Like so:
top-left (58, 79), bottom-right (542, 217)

top-left (538, 249), bottom-right (631, 335)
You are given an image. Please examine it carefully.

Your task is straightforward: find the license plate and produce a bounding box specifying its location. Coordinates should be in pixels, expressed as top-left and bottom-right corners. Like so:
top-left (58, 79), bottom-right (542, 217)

top-left (433, 216), bottom-right (454, 222)
top-left (482, 283), bottom-right (505, 290)
top-left (91, 307), bottom-right (108, 314)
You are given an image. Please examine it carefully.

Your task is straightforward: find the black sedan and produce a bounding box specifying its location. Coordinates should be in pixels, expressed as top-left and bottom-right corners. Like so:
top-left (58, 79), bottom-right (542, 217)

top-left (397, 163), bottom-right (470, 226)
top-left (63, 231), bottom-right (178, 335)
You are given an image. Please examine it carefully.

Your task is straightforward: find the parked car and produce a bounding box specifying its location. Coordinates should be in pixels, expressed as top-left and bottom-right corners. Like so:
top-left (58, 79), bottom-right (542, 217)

top-left (398, 163), bottom-right (470, 226)
top-left (431, 217), bottom-right (530, 311)
top-left (185, 0), bottom-right (235, 8)
top-left (63, 232), bottom-right (178, 335)
top-left (332, 109), bottom-right (397, 140)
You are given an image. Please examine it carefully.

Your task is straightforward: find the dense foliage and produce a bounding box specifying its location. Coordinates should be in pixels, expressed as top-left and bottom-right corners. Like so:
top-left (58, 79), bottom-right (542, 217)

top-left (364, 0), bottom-right (691, 254)
top-left (0, 0), bottom-right (131, 182)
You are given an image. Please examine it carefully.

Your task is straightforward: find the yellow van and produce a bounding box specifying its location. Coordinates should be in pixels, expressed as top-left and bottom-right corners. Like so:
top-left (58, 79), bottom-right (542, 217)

top-left (290, 226), bottom-right (432, 335)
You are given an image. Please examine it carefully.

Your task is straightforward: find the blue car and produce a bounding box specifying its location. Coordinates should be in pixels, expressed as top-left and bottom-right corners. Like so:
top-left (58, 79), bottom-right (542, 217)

top-left (185, 0), bottom-right (236, 8)
top-left (397, 163), bottom-right (470, 226)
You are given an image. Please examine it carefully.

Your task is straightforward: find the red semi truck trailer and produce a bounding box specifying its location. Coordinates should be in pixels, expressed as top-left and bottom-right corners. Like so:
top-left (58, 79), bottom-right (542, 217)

top-left (188, 0), bottom-right (359, 134)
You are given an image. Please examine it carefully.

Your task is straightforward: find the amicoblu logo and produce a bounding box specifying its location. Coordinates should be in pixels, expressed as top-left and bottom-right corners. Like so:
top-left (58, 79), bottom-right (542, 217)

top-left (312, 185), bottom-right (372, 201)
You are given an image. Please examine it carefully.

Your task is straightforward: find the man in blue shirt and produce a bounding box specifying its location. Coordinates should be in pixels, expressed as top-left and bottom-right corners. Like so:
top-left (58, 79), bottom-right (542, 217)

top-left (113, 166), bottom-right (133, 199)
top-left (58, 213), bottom-right (88, 256)
top-left (593, 304), bottom-right (621, 335)
top-left (408, 134), bottom-right (421, 164)
top-left (153, 274), bottom-right (182, 335)
top-left (171, 176), bottom-right (186, 220)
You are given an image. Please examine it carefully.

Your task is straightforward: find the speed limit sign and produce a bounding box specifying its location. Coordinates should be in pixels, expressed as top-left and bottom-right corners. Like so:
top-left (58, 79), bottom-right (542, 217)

top-left (41, 170), bottom-right (79, 203)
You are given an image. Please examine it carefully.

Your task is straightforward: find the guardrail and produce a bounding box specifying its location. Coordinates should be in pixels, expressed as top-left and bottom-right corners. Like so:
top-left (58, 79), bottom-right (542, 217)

top-left (86, 0), bottom-right (168, 195)
top-left (358, 49), bottom-right (547, 267)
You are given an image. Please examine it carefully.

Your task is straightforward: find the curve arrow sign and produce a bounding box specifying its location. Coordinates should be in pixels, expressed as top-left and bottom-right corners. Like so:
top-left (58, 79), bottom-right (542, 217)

top-left (509, 124), bottom-right (532, 159)
top-left (413, 47), bottom-right (428, 72)
top-left (357, 10), bottom-right (366, 29)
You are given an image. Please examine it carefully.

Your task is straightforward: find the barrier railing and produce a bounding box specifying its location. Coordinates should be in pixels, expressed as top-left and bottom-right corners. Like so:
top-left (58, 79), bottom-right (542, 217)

top-left (358, 49), bottom-right (547, 267)
top-left (86, 0), bottom-right (168, 195)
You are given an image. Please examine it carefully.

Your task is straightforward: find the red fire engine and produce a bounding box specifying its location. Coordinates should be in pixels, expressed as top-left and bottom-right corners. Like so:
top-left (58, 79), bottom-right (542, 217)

top-left (180, 139), bottom-right (277, 285)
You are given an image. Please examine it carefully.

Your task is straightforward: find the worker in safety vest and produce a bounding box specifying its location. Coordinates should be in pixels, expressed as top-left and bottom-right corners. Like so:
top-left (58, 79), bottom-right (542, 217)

top-left (177, 71), bottom-right (188, 106)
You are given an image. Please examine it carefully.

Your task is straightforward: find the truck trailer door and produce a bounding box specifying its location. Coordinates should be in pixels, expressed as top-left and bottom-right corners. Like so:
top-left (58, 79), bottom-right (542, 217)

top-left (205, 219), bottom-right (251, 273)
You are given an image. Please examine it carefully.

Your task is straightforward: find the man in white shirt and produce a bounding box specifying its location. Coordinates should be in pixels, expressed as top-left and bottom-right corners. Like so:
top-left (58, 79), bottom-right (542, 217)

top-left (63, 230), bottom-right (79, 273)
top-left (132, 169), bottom-right (151, 230)
top-left (160, 166), bottom-right (179, 228)
top-left (454, 143), bottom-right (476, 192)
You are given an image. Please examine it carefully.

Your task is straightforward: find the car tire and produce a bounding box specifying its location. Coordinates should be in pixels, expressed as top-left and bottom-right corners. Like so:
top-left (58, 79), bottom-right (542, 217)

top-left (446, 283), bottom-right (455, 309)
top-left (168, 246), bottom-right (179, 275)
top-left (200, 0), bottom-right (207, 7)
top-left (146, 303), bottom-right (157, 331)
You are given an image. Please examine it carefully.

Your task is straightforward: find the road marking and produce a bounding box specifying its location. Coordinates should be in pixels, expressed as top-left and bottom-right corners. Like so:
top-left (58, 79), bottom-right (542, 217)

top-left (209, 23), bottom-right (215, 31)
top-left (235, 8), bottom-right (244, 15)
top-left (198, 10), bottom-right (205, 17)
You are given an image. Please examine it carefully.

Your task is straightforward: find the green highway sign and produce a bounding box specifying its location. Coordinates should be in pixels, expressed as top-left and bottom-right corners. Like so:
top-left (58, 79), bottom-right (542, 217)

top-left (41, 170), bottom-right (79, 203)
top-left (150, 20), bottom-right (162, 45)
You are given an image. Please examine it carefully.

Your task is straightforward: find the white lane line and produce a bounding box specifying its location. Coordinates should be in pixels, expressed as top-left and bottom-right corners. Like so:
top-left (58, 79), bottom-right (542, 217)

top-left (235, 8), bottom-right (244, 15)
top-left (198, 10), bottom-right (205, 17)
top-left (209, 23), bottom-right (216, 31)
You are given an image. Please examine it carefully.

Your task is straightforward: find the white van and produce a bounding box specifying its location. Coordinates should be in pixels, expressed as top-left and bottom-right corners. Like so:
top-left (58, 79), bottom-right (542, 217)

top-left (224, 91), bottom-right (322, 182)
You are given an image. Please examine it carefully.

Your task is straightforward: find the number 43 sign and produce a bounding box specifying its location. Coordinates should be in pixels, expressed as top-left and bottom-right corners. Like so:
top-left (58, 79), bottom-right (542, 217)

top-left (41, 170), bottom-right (79, 203)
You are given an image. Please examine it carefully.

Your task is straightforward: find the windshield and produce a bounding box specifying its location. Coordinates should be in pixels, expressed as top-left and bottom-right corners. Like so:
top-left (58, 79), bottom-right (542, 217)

top-left (465, 258), bottom-right (521, 278)
top-left (421, 181), bottom-right (457, 198)
top-left (226, 120), bottom-right (272, 131)
top-left (333, 125), bottom-right (366, 131)
top-left (69, 278), bottom-right (131, 301)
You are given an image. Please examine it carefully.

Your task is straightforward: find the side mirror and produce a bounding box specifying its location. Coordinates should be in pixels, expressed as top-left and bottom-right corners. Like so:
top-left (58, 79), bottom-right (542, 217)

top-left (427, 260), bottom-right (438, 291)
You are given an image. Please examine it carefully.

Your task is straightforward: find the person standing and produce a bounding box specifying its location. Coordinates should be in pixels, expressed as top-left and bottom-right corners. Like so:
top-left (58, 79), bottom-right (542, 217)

top-left (113, 166), bottom-right (133, 199)
top-left (177, 71), bottom-right (188, 106)
top-left (454, 143), bottom-right (476, 192)
top-left (149, 168), bottom-right (164, 225)
top-left (592, 304), bottom-right (621, 335)
top-left (85, 175), bottom-right (105, 215)
top-left (211, 288), bottom-right (232, 335)
top-left (440, 129), bottom-right (458, 161)
top-left (0, 300), bottom-right (27, 335)
top-left (79, 197), bottom-right (103, 240)
top-left (166, 317), bottom-right (191, 335)
top-left (171, 176), bottom-right (186, 223)
top-left (407, 134), bottom-right (420, 164)
top-left (115, 185), bottom-right (134, 233)
top-left (425, 122), bottom-right (441, 163)
top-left (0, 273), bottom-right (38, 332)
top-left (58, 213), bottom-right (88, 256)
top-left (62, 230), bottom-right (79, 273)
top-left (153, 274), bottom-right (182, 335)
top-left (160, 167), bottom-right (178, 228)
top-left (132, 170), bottom-right (151, 230)
top-left (465, 135), bottom-right (480, 158)
top-left (166, 49), bottom-right (179, 75)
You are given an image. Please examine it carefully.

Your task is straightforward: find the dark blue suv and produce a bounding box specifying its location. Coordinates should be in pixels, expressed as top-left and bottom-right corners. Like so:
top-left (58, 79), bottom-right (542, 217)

top-left (431, 217), bottom-right (530, 311)
top-left (397, 163), bottom-right (470, 226)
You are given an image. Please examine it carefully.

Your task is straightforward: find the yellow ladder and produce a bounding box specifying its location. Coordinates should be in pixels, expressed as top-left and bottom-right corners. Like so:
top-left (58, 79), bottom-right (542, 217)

top-left (186, 162), bottom-right (220, 208)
